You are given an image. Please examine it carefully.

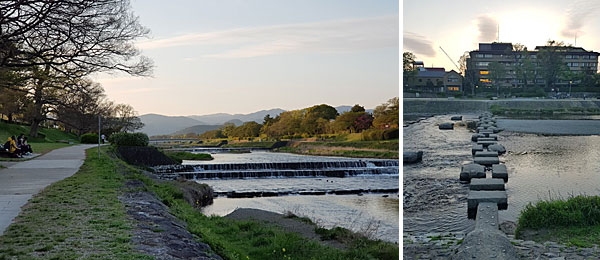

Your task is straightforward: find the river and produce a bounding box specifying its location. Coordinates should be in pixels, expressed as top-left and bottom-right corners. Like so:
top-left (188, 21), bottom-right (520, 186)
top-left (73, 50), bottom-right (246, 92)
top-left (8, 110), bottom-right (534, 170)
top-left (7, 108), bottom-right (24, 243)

top-left (403, 114), bottom-right (600, 236)
top-left (179, 152), bottom-right (399, 243)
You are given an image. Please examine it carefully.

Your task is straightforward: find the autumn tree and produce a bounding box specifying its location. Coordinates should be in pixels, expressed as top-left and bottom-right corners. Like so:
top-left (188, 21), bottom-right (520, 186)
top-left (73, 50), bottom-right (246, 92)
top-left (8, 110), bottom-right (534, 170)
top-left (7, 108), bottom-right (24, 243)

top-left (372, 97), bottom-right (399, 129)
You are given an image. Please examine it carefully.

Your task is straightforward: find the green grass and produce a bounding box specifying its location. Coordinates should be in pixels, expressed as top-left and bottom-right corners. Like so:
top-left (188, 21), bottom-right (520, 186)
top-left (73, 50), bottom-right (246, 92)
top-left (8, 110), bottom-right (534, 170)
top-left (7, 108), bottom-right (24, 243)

top-left (163, 151), bottom-right (213, 163)
top-left (0, 121), bottom-right (79, 143)
top-left (131, 173), bottom-right (399, 260)
top-left (0, 147), bottom-right (150, 259)
top-left (516, 195), bottom-right (600, 247)
top-left (30, 142), bottom-right (72, 154)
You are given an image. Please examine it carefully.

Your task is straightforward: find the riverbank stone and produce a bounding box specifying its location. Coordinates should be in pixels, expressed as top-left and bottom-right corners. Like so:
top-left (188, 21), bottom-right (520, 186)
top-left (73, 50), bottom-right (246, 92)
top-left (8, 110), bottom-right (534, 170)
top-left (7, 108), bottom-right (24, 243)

top-left (403, 151), bottom-right (423, 164)
top-left (474, 151), bottom-right (499, 157)
top-left (450, 116), bottom-right (462, 121)
top-left (470, 178), bottom-right (505, 191)
top-left (460, 163), bottom-right (485, 182)
top-left (439, 122), bottom-right (454, 130)
top-left (472, 144), bottom-right (484, 155)
top-left (488, 144), bottom-right (506, 155)
top-left (474, 156), bottom-right (500, 166)
top-left (492, 164), bottom-right (509, 182)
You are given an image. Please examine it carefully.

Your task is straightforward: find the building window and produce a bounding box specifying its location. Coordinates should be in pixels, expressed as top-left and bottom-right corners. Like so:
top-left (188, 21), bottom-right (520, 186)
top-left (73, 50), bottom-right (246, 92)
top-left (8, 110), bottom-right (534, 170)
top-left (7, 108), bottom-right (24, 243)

top-left (484, 54), bottom-right (493, 58)
top-left (480, 78), bottom-right (491, 83)
top-left (448, 77), bottom-right (459, 82)
top-left (475, 54), bottom-right (484, 58)
top-left (566, 55), bottom-right (572, 59)
top-left (476, 62), bottom-right (490, 66)
top-left (447, 87), bottom-right (459, 91)
top-left (480, 70), bottom-right (489, 75)
top-left (572, 62), bottom-right (579, 67)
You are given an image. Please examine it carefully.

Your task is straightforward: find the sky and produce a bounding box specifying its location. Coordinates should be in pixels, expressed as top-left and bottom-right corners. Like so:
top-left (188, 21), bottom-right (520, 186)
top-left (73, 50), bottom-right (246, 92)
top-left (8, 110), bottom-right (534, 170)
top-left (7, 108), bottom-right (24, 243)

top-left (92, 0), bottom-right (399, 116)
top-left (404, 0), bottom-right (600, 72)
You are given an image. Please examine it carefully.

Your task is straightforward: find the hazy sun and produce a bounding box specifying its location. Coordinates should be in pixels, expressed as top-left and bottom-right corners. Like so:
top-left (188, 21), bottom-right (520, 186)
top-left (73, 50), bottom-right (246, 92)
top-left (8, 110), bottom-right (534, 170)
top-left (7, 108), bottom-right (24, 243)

top-left (498, 9), bottom-right (566, 49)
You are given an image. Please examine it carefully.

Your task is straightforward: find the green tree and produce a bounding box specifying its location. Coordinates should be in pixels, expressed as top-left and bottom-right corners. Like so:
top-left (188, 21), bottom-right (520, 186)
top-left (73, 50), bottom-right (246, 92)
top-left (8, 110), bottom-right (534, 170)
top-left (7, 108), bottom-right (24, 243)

top-left (373, 97), bottom-right (399, 129)
top-left (488, 61), bottom-right (506, 97)
top-left (458, 51), bottom-right (476, 96)
top-left (403, 52), bottom-right (418, 88)
top-left (350, 104), bottom-right (365, 113)
top-left (538, 40), bottom-right (569, 90)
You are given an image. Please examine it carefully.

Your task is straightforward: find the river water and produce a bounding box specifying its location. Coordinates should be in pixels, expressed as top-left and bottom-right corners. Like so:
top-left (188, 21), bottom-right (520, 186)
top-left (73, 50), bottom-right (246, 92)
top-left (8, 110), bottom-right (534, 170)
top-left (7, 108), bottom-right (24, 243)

top-left (404, 115), bottom-right (600, 236)
top-left (181, 152), bottom-right (400, 243)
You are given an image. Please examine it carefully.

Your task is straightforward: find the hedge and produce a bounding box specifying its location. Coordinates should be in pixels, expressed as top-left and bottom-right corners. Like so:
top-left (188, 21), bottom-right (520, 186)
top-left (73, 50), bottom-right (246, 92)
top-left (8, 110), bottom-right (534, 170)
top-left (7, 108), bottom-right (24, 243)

top-left (80, 133), bottom-right (99, 144)
top-left (108, 132), bottom-right (149, 147)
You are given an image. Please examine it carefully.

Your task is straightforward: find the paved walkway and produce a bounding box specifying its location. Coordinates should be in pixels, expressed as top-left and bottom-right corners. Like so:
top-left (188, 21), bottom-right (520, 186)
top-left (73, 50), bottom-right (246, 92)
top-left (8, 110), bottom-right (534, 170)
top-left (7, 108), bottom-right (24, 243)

top-left (0, 144), bottom-right (96, 234)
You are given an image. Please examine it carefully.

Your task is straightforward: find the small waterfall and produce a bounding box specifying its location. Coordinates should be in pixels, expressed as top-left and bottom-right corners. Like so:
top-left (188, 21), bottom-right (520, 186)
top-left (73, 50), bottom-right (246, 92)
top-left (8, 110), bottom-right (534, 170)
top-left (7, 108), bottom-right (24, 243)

top-left (152, 160), bottom-right (399, 179)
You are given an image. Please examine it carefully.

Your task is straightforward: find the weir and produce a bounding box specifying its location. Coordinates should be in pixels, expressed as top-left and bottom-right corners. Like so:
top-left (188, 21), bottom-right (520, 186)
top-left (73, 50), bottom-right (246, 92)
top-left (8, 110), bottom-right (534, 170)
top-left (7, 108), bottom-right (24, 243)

top-left (153, 160), bottom-right (399, 179)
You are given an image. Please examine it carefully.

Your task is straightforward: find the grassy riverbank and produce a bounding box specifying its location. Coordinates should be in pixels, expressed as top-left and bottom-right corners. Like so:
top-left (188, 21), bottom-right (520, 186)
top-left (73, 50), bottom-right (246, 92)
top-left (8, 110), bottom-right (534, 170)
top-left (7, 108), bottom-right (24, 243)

top-left (0, 122), bottom-right (79, 160)
top-left (0, 148), bottom-right (147, 259)
top-left (0, 146), bottom-right (398, 259)
top-left (516, 195), bottom-right (600, 247)
top-left (275, 139), bottom-right (399, 159)
top-left (163, 150), bottom-right (213, 163)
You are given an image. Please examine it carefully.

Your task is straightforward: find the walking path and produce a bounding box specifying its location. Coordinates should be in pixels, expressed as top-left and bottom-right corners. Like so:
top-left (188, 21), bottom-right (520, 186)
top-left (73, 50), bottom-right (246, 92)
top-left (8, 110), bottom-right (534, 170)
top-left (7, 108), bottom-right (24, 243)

top-left (0, 144), bottom-right (95, 234)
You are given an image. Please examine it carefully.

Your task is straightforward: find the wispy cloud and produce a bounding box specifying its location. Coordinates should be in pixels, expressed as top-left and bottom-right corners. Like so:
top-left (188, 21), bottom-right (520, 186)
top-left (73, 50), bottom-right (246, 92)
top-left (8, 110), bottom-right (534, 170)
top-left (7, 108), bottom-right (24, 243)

top-left (403, 32), bottom-right (436, 57)
top-left (137, 16), bottom-right (398, 58)
top-left (477, 15), bottom-right (498, 42)
top-left (561, 0), bottom-right (600, 38)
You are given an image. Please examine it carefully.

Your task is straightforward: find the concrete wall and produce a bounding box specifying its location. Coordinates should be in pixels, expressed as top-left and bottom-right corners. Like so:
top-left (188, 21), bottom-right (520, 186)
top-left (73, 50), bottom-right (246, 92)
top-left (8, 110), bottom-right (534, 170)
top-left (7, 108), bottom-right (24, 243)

top-left (404, 98), bottom-right (600, 114)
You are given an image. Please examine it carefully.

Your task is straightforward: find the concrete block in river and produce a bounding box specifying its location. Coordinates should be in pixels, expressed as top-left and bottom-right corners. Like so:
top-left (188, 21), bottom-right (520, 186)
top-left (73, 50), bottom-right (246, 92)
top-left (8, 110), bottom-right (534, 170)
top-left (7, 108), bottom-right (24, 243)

top-left (403, 151), bottom-right (423, 164)
top-left (474, 151), bottom-right (498, 157)
top-left (477, 137), bottom-right (495, 142)
top-left (439, 122), bottom-right (454, 130)
top-left (488, 144), bottom-right (506, 155)
top-left (450, 116), bottom-right (462, 121)
top-left (472, 144), bottom-right (484, 155)
top-left (470, 178), bottom-right (505, 191)
top-left (492, 164), bottom-right (508, 182)
top-left (474, 156), bottom-right (499, 166)
top-left (476, 126), bottom-right (487, 131)
top-left (453, 202), bottom-right (518, 260)
top-left (479, 130), bottom-right (493, 135)
top-left (471, 133), bottom-right (485, 142)
top-left (467, 190), bottom-right (508, 212)
top-left (489, 134), bottom-right (498, 140)
top-left (477, 140), bottom-right (496, 147)
top-left (460, 163), bottom-right (486, 182)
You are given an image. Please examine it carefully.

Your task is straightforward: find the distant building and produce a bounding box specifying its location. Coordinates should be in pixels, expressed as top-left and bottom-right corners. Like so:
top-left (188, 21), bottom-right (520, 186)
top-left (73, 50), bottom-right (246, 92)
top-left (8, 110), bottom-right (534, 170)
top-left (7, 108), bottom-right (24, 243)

top-left (407, 62), bottom-right (463, 93)
top-left (467, 42), bottom-right (599, 89)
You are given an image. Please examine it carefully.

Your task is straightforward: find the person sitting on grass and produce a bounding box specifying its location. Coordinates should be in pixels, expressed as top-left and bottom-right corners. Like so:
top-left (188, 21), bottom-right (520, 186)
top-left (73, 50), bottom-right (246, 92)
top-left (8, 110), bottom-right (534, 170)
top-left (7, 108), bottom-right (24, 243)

top-left (21, 137), bottom-right (32, 155)
top-left (7, 136), bottom-right (22, 158)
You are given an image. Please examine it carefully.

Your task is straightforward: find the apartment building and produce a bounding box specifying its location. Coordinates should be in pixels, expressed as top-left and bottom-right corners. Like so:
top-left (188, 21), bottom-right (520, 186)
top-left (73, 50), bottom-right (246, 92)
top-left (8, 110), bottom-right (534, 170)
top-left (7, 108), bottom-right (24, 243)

top-left (467, 42), bottom-right (599, 89)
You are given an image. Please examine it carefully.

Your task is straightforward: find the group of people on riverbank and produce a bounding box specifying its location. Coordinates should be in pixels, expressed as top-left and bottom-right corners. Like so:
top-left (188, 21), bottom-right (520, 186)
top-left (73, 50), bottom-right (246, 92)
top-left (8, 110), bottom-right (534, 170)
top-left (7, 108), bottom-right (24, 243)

top-left (3, 134), bottom-right (33, 158)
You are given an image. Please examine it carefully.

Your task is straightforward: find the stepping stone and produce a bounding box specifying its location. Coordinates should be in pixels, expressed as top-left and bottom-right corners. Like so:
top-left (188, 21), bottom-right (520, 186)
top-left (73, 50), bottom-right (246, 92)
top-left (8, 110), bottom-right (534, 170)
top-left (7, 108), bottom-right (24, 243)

top-left (474, 156), bottom-right (499, 166)
top-left (477, 140), bottom-right (496, 147)
top-left (477, 137), bottom-right (495, 142)
top-left (476, 126), bottom-right (487, 132)
top-left (488, 144), bottom-right (506, 155)
top-left (474, 202), bottom-right (500, 230)
top-left (403, 151), bottom-right (423, 164)
top-left (472, 144), bottom-right (484, 155)
top-left (451, 116), bottom-right (462, 121)
top-left (470, 178), bottom-right (505, 191)
top-left (460, 163), bottom-right (486, 182)
top-left (479, 130), bottom-right (493, 135)
top-left (474, 151), bottom-right (498, 157)
top-left (467, 190), bottom-right (508, 213)
top-left (488, 134), bottom-right (498, 140)
top-left (492, 164), bottom-right (508, 182)
top-left (471, 133), bottom-right (485, 142)
top-left (439, 123), bottom-right (454, 130)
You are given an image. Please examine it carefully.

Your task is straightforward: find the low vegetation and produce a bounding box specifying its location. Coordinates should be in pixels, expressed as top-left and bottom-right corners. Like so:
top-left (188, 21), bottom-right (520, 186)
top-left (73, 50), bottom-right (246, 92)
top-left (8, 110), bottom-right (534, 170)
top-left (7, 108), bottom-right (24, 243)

top-left (222, 141), bottom-right (277, 148)
top-left (136, 173), bottom-right (399, 260)
top-left (164, 151), bottom-right (213, 163)
top-left (0, 148), bottom-right (148, 259)
top-left (516, 195), bottom-right (600, 247)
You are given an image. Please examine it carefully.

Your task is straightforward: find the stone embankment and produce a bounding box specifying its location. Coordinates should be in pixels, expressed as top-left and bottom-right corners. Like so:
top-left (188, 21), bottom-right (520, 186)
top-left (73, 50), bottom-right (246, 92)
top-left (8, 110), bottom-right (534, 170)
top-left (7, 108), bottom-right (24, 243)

top-left (404, 98), bottom-right (600, 114)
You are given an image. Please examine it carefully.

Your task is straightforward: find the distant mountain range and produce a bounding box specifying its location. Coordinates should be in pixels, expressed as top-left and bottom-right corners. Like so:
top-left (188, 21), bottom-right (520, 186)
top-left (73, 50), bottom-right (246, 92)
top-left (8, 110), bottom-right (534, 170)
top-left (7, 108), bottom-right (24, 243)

top-left (139, 106), bottom-right (373, 136)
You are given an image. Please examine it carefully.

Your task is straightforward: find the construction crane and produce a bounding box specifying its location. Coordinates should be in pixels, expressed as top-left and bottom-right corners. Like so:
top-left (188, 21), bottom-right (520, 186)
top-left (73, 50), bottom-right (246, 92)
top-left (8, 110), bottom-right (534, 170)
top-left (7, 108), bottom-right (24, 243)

top-left (439, 46), bottom-right (460, 71)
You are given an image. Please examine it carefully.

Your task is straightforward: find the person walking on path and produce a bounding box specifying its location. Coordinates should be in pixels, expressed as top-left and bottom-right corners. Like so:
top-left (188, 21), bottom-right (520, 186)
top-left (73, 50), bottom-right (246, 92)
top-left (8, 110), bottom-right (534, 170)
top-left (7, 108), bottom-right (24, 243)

top-left (101, 134), bottom-right (106, 144)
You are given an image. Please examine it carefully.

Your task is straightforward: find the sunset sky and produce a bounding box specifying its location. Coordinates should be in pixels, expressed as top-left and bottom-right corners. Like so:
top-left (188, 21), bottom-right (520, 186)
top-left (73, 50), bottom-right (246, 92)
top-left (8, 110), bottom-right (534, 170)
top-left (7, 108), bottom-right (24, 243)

top-left (404, 0), bottom-right (600, 71)
top-left (93, 0), bottom-right (399, 116)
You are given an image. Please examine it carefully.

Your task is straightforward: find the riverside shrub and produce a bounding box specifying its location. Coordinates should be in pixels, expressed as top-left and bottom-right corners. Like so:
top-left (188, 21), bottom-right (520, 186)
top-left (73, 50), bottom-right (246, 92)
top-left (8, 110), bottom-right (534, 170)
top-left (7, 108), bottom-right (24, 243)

top-left (361, 128), bottom-right (399, 141)
top-left (108, 132), bottom-right (149, 146)
top-left (80, 133), bottom-right (99, 144)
